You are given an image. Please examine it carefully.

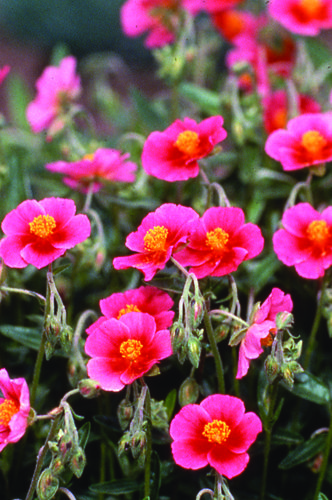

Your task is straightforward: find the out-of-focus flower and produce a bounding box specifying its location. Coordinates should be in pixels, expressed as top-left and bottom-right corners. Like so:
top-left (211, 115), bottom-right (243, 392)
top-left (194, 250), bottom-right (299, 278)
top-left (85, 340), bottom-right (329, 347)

top-left (0, 197), bottom-right (91, 269)
top-left (46, 148), bottom-right (137, 193)
top-left (262, 90), bottom-right (321, 134)
top-left (85, 312), bottom-right (172, 391)
top-left (26, 56), bottom-right (81, 134)
top-left (236, 288), bottom-right (293, 379)
top-left (0, 368), bottom-right (30, 452)
top-left (211, 9), bottom-right (261, 41)
top-left (170, 394), bottom-right (262, 478)
top-left (268, 0), bottom-right (332, 36)
top-left (273, 202), bottom-right (332, 279)
top-left (200, 0), bottom-right (244, 14)
top-left (113, 203), bottom-right (199, 281)
top-left (265, 112), bottom-right (332, 171)
top-left (142, 116), bottom-right (227, 182)
top-left (176, 206), bottom-right (264, 279)
top-left (0, 65), bottom-right (10, 86)
top-left (86, 285), bottom-right (175, 335)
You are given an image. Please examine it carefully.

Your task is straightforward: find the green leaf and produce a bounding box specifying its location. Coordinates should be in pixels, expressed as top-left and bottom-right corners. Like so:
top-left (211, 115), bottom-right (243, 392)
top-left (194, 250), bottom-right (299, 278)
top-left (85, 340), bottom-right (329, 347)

top-left (318, 493), bottom-right (329, 500)
top-left (7, 75), bottom-right (32, 129)
top-left (150, 451), bottom-right (161, 500)
top-left (164, 389), bottom-right (177, 421)
top-left (0, 325), bottom-right (41, 350)
top-left (281, 371), bottom-right (330, 406)
top-left (178, 82), bottom-right (221, 115)
top-left (78, 422), bottom-right (91, 450)
top-left (89, 478), bottom-right (141, 494)
top-left (272, 428), bottom-right (304, 447)
top-left (279, 433), bottom-right (326, 469)
top-left (130, 88), bottom-right (166, 132)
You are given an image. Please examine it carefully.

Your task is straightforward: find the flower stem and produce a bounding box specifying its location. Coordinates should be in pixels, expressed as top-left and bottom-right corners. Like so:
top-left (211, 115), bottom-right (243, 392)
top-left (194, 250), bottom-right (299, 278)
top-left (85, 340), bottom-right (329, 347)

top-left (313, 399), bottom-right (332, 499)
top-left (260, 382), bottom-right (279, 500)
top-left (204, 308), bottom-right (225, 394)
top-left (143, 385), bottom-right (152, 499)
top-left (209, 309), bottom-right (249, 328)
top-left (0, 286), bottom-right (46, 304)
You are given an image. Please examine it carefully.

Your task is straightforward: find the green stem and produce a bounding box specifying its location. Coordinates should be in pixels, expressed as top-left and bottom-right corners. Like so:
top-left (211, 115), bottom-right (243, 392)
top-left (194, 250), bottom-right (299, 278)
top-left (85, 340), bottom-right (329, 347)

top-left (204, 309), bottom-right (225, 394)
top-left (209, 309), bottom-right (249, 328)
top-left (313, 402), bottom-right (332, 499)
top-left (143, 385), bottom-right (152, 499)
top-left (0, 286), bottom-right (46, 304)
top-left (260, 383), bottom-right (279, 500)
top-left (303, 276), bottom-right (328, 370)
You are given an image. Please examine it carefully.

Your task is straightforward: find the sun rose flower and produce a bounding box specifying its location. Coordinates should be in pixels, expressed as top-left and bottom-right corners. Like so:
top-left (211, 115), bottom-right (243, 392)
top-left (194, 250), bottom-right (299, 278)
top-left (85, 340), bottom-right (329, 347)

top-left (175, 206), bottom-right (264, 279)
top-left (0, 197), bottom-right (91, 269)
top-left (200, 0), bottom-right (244, 14)
top-left (113, 203), bottom-right (199, 281)
top-left (273, 203), bottom-right (332, 279)
top-left (170, 394), bottom-right (262, 478)
top-left (85, 312), bottom-right (172, 391)
top-left (141, 116), bottom-right (227, 182)
top-left (86, 285), bottom-right (175, 335)
top-left (26, 56), bottom-right (81, 134)
top-left (45, 148), bottom-right (137, 193)
top-left (0, 65), bottom-right (10, 86)
top-left (236, 288), bottom-right (293, 379)
top-left (0, 368), bottom-right (30, 452)
top-left (265, 113), bottom-right (332, 171)
top-left (268, 0), bottom-right (332, 36)
top-left (211, 9), bottom-right (261, 41)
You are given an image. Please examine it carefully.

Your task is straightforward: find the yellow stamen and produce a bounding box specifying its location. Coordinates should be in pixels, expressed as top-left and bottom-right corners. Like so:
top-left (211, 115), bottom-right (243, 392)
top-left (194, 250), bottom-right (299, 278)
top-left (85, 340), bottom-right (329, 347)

top-left (307, 220), bottom-right (329, 245)
top-left (144, 226), bottom-right (168, 252)
top-left (120, 339), bottom-right (143, 361)
top-left (206, 227), bottom-right (229, 251)
top-left (301, 130), bottom-right (327, 157)
top-left (174, 130), bottom-right (200, 157)
top-left (299, 0), bottom-right (322, 18)
top-left (117, 304), bottom-right (141, 319)
top-left (83, 153), bottom-right (95, 161)
top-left (29, 215), bottom-right (56, 239)
top-left (0, 398), bottom-right (20, 426)
top-left (202, 419), bottom-right (231, 445)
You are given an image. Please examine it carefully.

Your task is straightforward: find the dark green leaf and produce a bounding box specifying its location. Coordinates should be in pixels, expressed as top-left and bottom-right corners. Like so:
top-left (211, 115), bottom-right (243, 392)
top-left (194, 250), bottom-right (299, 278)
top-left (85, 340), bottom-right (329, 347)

top-left (7, 75), bottom-right (32, 129)
top-left (279, 433), bottom-right (326, 469)
top-left (272, 428), bottom-right (304, 447)
top-left (318, 493), bottom-right (329, 500)
top-left (164, 389), bottom-right (177, 421)
top-left (130, 87), bottom-right (166, 132)
top-left (89, 478), bottom-right (141, 494)
top-left (150, 451), bottom-right (161, 500)
top-left (281, 371), bottom-right (330, 405)
top-left (0, 325), bottom-right (41, 350)
top-left (78, 422), bottom-right (91, 449)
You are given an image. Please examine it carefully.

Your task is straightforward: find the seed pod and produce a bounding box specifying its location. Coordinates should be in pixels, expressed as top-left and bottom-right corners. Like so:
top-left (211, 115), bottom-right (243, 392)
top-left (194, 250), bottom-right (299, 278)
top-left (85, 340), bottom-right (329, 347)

top-left (36, 468), bottom-right (59, 500)
top-left (178, 377), bottom-right (200, 407)
top-left (69, 446), bottom-right (86, 478)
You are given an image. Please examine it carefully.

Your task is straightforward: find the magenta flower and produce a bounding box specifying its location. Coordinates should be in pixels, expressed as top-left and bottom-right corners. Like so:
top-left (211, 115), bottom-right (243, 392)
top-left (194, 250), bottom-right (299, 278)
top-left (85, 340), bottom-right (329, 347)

top-left (0, 65), bottom-right (10, 86)
top-left (236, 288), bottom-right (293, 379)
top-left (26, 56), bottom-right (81, 134)
top-left (265, 112), bottom-right (332, 171)
top-left (85, 312), bottom-right (172, 391)
top-left (0, 197), bottom-right (91, 269)
top-left (170, 394), bottom-right (262, 478)
top-left (273, 203), bottom-right (332, 279)
top-left (113, 203), bottom-right (199, 281)
top-left (268, 0), bottom-right (332, 36)
top-left (211, 9), bottom-right (261, 42)
top-left (176, 206), bottom-right (264, 279)
top-left (141, 116), bottom-right (227, 182)
top-left (0, 368), bottom-right (30, 452)
top-left (86, 285), bottom-right (175, 335)
top-left (46, 148), bottom-right (137, 193)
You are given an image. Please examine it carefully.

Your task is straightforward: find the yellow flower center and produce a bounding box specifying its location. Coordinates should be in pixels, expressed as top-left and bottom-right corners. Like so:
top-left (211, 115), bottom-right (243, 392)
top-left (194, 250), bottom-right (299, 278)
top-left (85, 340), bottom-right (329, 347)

top-left (202, 419), bottom-right (231, 445)
top-left (299, 0), bottom-right (322, 18)
top-left (144, 226), bottom-right (169, 252)
top-left (301, 130), bottom-right (327, 157)
top-left (83, 153), bottom-right (95, 161)
top-left (117, 304), bottom-right (141, 319)
top-left (0, 398), bottom-right (20, 426)
top-left (206, 228), bottom-right (229, 251)
top-left (120, 339), bottom-right (143, 361)
top-left (306, 220), bottom-right (329, 246)
top-left (174, 130), bottom-right (200, 157)
top-left (29, 215), bottom-right (56, 239)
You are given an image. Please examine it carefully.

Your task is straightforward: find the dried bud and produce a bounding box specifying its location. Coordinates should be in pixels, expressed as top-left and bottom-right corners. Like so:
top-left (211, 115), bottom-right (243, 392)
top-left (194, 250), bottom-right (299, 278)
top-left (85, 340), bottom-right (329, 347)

top-left (264, 355), bottom-right (280, 383)
top-left (188, 336), bottom-right (201, 368)
top-left (37, 468), bottom-right (59, 500)
top-left (78, 379), bottom-right (101, 399)
top-left (275, 311), bottom-right (294, 331)
top-left (44, 315), bottom-right (61, 338)
top-left (281, 365), bottom-right (294, 387)
top-left (178, 377), bottom-right (200, 407)
top-left (58, 432), bottom-right (73, 461)
top-left (117, 399), bottom-right (134, 431)
top-left (69, 446), bottom-right (86, 478)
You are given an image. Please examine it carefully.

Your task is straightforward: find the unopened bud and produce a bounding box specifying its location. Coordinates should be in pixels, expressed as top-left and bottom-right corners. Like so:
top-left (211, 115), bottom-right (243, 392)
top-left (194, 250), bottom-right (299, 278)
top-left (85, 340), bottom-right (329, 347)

top-left (117, 399), bottom-right (134, 430)
top-left (170, 322), bottom-right (186, 351)
top-left (50, 457), bottom-right (65, 475)
top-left (131, 431), bottom-right (146, 459)
top-left (58, 432), bottom-right (73, 460)
top-left (191, 298), bottom-right (205, 328)
top-left (118, 432), bottom-right (131, 455)
top-left (69, 446), bottom-right (86, 478)
top-left (264, 355), bottom-right (279, 383)
top-left (188, 337), bottom-right (201, 368)
top-left (45, 315), bottom-right (61, 338)
top-left (37, 468), bottom-right (59, 500)
top-left (275, 311), bottom-right (294, 331)
top-left (178, 377), bottom-right (200, 407)
top-left (78, 379), bottom-right (101, 399)
top-left (60, 325), bottom-right (73, 352)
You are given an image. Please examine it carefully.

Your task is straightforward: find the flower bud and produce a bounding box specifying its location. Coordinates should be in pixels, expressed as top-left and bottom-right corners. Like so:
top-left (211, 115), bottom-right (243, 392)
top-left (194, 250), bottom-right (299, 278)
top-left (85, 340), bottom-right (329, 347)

top-left (131, 431), bottom-right (146, 459)
top-left (50, 457), bottom-right (65, 476)
top-left (188, 336), bottom-right (201, 368)
top-left (69, 446), bottom-right (86, 478)
top-left (264, 355), bottom-right (280, 383)
top-left (78, 379), bottom-right (101, 399)
top-left (60, 325), bottom-right (73, 352)
top-left (117, 399), bottom-right (134, 430)
top-left (170, 322), bottom-right (186, 351)
top-left (37, 468), bottom-right (59, 500)
top-left (275, 311), bottom-right (294, 331)
top-left (58, 432), bottom-right (73, 461)
top-left (178, 377), bottom-right (200, 407)
top-left (190, 297), bottom-right (205, 328)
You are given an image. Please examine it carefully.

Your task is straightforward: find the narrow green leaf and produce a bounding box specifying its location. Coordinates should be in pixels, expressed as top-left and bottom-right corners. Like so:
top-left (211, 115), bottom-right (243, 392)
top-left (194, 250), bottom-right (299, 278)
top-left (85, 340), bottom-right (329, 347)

top-left (318, 493), bottom-right (329, 500)
top-left (78, 422), bottom-right (91, 450)
top-left (150, 451), bottom-right (161, 500)
top-left (178, 82), bottom-right (221, 115)
top-left (7, 75), bottom-right (32, 129)
top-left (272, 428), bottom-right (304, 447)
top-left (281, 371), bottom-right (330, 406)
top-left (130, 88), bottom-right (165, 132)
top-left (0, 325), bottom-right (41, 350)
top-left (279, 433), bottom-right (326, 470)
top-left (89, 478), bottom-right (141, 494)
top-left (164, 389), bottom-right (177, 421)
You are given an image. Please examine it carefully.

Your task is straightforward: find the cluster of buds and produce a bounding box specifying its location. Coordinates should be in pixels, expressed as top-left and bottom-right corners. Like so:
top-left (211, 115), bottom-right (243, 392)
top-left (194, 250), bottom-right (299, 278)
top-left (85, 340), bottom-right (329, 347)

top-left (171, 273), bottom-right (205, 368)
top-left (264, 312), bottom-right (303, 387)
top-left (37, 403), bottom-right (87, 500)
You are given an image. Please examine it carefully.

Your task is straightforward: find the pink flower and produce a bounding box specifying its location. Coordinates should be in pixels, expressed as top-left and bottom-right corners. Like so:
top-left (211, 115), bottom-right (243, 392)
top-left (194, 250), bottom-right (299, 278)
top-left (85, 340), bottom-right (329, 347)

top-left (268, 0), bottom-right (332, 36)
top-left (0, 65), bottom-right (10, 85)
top-left (273, 202), bottom-right (332, 279)
top-left (265, 112), bottom-right (332, 171)
top-left (86, 285), bottom-right (175, 335)
top-left (113, 203), bottom-right (199, 281)
top-left (45, 148), bottom-right (137, 193)
top-left (142, 116), bottom-right (227, 182)
top-left (0, 197), bottom-right (91, 269)
top-left (176, 206), bottom-right (264, 279)
top-left (262, 90), bottom-right (321, 134)
top-left (200, 0), bottom-right (244, 14)
top-left (211, 9), bottom-right (261, 42)
top-left (170, 394), bottom-right (262, 478)
top-left (0, 368), bottom-right (30, 452)
top-left (26, 56), bottom-right (81, 134)
top-left (236, 288), bottom-right (293, 379)
top-left (85, 312), bottom-right (172, 391)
